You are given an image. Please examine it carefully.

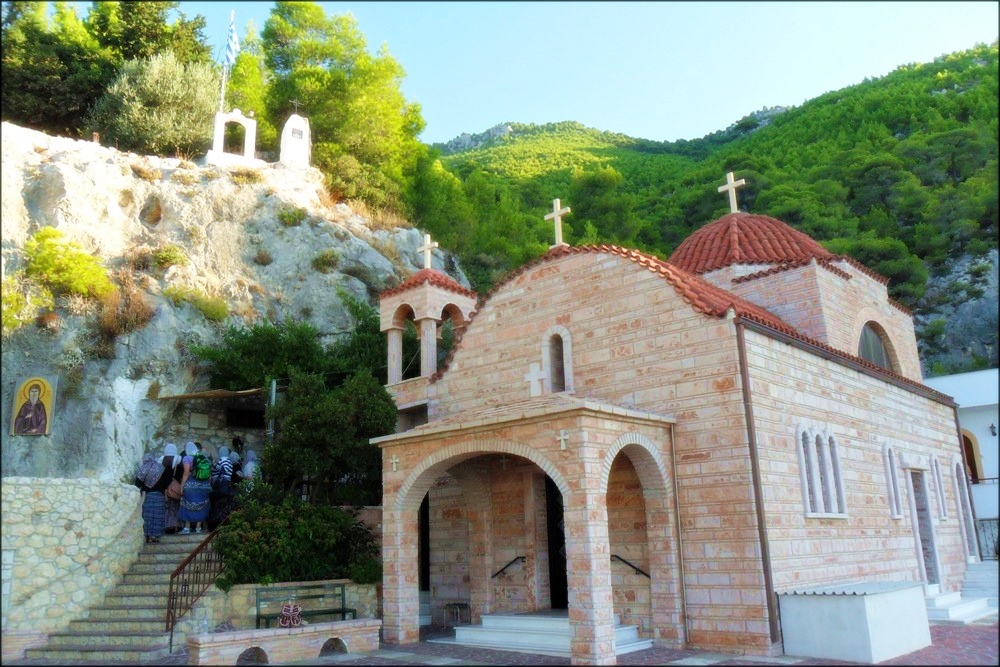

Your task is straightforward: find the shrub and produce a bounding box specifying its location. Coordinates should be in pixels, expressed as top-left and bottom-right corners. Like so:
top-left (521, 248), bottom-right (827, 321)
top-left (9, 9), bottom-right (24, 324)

top-left (130, 163), bottom-right (162, 181)
top-left (278, 207), bottom-right (307, 227)
top-left (96, 273), bottom-right (155, 338)
top-left (163, 285), bottom-right (228, 322)
top-left (253, 249), bottom-right (273, 266)
top-left (2, 273), bottom-right (54, 338)
top-left (24, 228), bottom-right (115, 299)
top-left (231, 168), bottom-right (264, 185)
top-left (153, 244), bottom-right (189, 269)
top-left (170, 170), bottom-right (200, 185)
top-left (311, 250), bottom-right (340, 274)
top-left (213, 485), bottom-right (379, 592)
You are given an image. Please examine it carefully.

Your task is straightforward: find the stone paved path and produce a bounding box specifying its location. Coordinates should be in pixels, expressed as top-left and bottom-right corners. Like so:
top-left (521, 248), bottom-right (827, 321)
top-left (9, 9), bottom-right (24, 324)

top-left (7, 617), bottom-right (996, 666)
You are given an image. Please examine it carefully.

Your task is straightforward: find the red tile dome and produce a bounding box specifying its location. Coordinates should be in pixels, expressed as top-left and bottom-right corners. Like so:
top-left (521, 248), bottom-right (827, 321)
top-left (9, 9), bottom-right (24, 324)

top-left (668, 212), bottom-right (836, 274)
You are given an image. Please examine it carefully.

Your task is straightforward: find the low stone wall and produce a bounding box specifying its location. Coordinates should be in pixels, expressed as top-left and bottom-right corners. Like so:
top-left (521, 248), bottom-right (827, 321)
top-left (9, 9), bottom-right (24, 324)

top-left (0, 477), bottom-right (143, 660)
top-left (204, 579), bottom-right (379, 630)
top-left (188, 618), bottom-right (381, 665)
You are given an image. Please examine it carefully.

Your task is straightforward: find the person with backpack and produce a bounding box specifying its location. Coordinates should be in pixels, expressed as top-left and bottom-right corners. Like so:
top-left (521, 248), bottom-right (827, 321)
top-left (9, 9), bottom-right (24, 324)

top-left (208, 446), bottom-right (237, 531)
top-left (134, 449), bottom-right (176, 544)
top-left (178, 441), bottom-right (211, 534)
top-left (160, 443), bottom-right (184, 534)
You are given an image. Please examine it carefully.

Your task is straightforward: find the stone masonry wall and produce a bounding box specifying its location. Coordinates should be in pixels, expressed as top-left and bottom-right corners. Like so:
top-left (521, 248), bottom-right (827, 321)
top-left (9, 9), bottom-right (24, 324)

top-left (205, 579), bottom-right (379, 630)
top-left (1, 478), bottom-right (143, 660)
top-left (607, 456), bottom-right (652, 636)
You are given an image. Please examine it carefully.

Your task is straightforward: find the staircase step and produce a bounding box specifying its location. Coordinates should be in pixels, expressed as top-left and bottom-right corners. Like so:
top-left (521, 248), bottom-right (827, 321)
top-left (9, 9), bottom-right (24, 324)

top-left (480, 612), bottom-right (572, 632)
top-left (926, 591), bottom-right (963, 608)
top-left (926, 597), bottom-right (993, 623)
top-left (68, 617), bottom-right (167, 633)
top-left (101, 593), bottom-right (172, 606)
top-left (616, 638), bottom-right (655, 655)
top-left (46, 631), bottom-right (169, 649)
top-left (111, 582), bottom-right (172, 596)
top-left (24, 644), bottom-right (171, 662)
top-left (85, 605), bottom-right (167, 620)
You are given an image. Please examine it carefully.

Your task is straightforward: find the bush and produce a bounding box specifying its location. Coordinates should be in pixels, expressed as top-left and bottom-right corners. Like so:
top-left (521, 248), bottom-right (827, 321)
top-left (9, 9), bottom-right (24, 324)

top-left (152, 244), bottom-right (189, 269)
top-left (96, 272), bottom-right (155, 338)
top-left (253, 249), bottom-right (273, 266)
top-left (311, 249), bottom-right (340, 274)
top-left (231, 168), bottom-right (264, 185)
top-left (2, 274), bottom-right (54, 337)
top-left (213, 484), bottom-right (379, 592)
top-left (24, 228), bottom-right (115, 299)
top-left (278, 207), bottom-right (308, 227)
top-left (163, 285), bottom-right (229, 322)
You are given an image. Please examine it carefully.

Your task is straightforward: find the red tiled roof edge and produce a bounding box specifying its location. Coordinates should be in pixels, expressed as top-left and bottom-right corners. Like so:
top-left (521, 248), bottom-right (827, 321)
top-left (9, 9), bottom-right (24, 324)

top-left (736, 312), bottom-right (953, 405)
top-left (832, 255), bottom-right (891, 286)
top-left (431, 244), bottom-right (794, 381)
top-left (379, 268), bottom-right (479, 300)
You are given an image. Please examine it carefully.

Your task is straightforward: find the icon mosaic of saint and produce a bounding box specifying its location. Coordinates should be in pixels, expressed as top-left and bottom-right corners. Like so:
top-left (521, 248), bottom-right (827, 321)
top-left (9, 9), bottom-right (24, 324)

top-left (11, 377), bottom-right (54, 436)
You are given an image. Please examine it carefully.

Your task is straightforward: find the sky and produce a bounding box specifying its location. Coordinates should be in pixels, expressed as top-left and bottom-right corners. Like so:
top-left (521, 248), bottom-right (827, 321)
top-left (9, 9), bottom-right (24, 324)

top-left (146, 2), bottom-right (1000, 145)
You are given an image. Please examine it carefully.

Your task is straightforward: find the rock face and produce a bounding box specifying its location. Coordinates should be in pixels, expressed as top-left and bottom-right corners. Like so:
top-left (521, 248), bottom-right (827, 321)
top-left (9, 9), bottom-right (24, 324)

top-left (0, 122), bottom-right (470, 483)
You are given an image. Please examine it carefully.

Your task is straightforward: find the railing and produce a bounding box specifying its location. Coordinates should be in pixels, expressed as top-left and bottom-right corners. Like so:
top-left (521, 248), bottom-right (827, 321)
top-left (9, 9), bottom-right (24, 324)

top-left (976, 518), bottom-right (999, 560)
top-left (972, 476), bottom-right (999, 485)
top-left (491, 556), bottom-right (525, 579)
top-left (610, 554), bottom-right (650, 578)
top-left (165, 528), bottom-right (226, 652)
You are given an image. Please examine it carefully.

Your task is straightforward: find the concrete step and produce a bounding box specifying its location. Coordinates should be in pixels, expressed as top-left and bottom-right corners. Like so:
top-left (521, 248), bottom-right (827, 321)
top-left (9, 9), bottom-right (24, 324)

top-left (926, 591), bottom-right (962, 608)
top-left (85, 605), bottom-right (167, 620)
top-left (24, 643), bottom-right (171, 662)
top-left (46, 630), bottom-right (169, 649)
top-left (101, 592), bottom-right (170, 607)
top-left (449, 612), bottom-right (644, 657)
top-left (111, 582), bottom-right (172, 596)
top-left (926, 595), bottom-right (994, 624)
top-left (68, 617), bottom-right (167, 633)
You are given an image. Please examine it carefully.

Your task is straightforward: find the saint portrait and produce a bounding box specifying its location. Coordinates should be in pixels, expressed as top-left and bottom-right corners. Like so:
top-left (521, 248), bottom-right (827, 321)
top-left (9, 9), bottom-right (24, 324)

top-left (10, 377), bottom-right (55, 436)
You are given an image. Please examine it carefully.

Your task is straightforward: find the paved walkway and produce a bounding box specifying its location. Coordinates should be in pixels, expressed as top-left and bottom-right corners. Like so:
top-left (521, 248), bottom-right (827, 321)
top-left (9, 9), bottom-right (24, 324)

top-left (7, 617), bottom-right (997, 666)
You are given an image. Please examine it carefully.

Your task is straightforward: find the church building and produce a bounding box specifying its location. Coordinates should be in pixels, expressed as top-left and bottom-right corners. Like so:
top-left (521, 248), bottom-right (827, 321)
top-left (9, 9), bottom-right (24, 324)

top-left (372, 175), bottom-right (980, 665)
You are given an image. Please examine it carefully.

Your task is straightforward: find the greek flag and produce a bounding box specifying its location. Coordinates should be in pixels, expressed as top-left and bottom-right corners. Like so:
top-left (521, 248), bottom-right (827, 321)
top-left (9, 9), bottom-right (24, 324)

top-left (224, 10), bottom-right (240, 68)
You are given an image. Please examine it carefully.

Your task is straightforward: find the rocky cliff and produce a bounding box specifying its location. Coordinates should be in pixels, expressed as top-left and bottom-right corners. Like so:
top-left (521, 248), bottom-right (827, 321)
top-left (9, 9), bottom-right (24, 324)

top-left (0, 122), bottom-right (469, 482)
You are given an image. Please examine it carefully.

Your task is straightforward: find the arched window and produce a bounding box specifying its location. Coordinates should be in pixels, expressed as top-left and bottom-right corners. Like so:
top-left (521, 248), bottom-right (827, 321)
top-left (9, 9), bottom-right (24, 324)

top-left (797, 426), bottom-right (847, 517)
top-left (883, 444), bottom-right (903, 518)
top-left (541, 325), bottom-right (573, 393)
top-left (858, 322), bottom-right (893, 370)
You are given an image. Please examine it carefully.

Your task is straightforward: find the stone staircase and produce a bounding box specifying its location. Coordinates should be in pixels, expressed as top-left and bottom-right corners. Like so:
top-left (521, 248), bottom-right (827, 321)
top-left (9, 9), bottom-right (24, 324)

top-left (434, 609), bottom-right (652, 657)
top-left (24, 532), bottom-right (203, 662)
top-left (962, 560), bottom-right (998, 609)
top-left (924, 574), bottom-right (997, 625)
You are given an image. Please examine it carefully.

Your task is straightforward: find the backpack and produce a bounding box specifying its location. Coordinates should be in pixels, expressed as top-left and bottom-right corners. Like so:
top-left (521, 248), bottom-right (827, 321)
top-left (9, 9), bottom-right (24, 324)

top-left (193, 453), bottom-right (212, 481)
top-left (137, 456), bottom-right (162, 489)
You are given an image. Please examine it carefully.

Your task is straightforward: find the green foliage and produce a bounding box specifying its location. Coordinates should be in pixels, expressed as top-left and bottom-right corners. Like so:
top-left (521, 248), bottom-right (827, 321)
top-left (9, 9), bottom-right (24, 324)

top-left (310, 249), bottom-right (340, 273)
top-left (213, 485), bottom-right (379, 591)
top-left (152, 244), bottom-right (188, 269)
top-left (24, 227), bottom-right (115, 299)
top-left (85, 51), bottom-right (217, 156)
top-left (162, 285), bottom-right (229, 321)
top-left (1, 272), bottom-right (54, 338)
top-left (231, 168), bottom-right (264, 185)
top-left (278, 206), bottom-right (307, 226)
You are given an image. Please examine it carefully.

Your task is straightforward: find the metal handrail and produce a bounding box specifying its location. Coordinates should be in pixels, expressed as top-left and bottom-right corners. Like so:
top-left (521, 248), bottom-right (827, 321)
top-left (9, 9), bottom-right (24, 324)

top-left (611, 554), bottom-right (650, 578)
top-left (491, 556), bottom-right (525, 579)
top-left (165, 525), bottom-right (227, 652)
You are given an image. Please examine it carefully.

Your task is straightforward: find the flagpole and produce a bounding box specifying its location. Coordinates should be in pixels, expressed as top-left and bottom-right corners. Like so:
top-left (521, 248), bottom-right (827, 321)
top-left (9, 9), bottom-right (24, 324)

top-left (219, 10), bottom-right (237, 113)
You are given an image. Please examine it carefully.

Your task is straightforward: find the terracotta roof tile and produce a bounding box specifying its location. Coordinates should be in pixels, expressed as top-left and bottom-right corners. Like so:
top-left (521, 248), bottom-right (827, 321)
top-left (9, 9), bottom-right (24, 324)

top-left (378, 268), bottom-right (478, 300)
top-left (669, 212), bottom-right (837, 274)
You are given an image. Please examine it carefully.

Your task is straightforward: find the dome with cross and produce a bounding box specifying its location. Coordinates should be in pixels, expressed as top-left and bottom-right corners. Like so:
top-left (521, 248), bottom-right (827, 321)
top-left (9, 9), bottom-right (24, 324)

top-left (668, 212), bottom-right (837, 275)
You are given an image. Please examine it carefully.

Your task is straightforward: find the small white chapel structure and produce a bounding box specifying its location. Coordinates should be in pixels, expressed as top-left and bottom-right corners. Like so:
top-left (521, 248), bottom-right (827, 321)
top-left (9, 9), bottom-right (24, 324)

top-left (372, 173), bottom-right (986, 664)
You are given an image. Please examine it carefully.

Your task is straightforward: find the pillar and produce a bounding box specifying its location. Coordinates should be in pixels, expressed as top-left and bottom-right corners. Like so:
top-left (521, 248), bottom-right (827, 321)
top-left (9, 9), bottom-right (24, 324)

top-left (387, 327), bottom-right (403, 384)
top-left (419, 317), bottom-right (438, 377)
top-left (381, 507), bottom-right (421, 645)
top-left (565, 491), bottom-right (616, 665)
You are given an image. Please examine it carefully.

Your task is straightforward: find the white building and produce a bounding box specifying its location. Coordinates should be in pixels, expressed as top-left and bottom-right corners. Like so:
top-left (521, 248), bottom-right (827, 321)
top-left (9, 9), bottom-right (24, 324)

top-left (925, 368), bottom-right (999, 558)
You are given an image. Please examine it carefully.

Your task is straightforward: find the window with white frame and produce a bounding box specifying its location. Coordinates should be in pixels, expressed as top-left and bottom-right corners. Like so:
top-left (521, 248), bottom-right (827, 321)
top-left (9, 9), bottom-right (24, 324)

top-left (541, 325), bottom-right (574, 393)
top-left (931, 456), bottom-right (948, 519)
top-left (797, 426), bottom-right (847, 517)
top-left (882, 443), bottom-right (903, 519)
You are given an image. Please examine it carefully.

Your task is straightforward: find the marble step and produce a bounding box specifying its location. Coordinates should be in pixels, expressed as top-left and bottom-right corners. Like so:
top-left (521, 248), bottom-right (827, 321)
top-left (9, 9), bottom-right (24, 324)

top-left (45, 630), bottom-right (169, 649)
top-left (24, 643), bottom-right (171, 662)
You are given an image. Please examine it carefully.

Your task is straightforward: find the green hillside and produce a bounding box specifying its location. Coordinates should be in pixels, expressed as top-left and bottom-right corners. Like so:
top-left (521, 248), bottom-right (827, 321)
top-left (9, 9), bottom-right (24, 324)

top-left (415, 43), bottom-right (998, 374)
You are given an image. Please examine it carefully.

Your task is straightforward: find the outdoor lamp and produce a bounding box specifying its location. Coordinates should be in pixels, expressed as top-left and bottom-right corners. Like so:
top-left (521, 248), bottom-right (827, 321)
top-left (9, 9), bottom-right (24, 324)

top-left (990, 423), bottom-right (997, 437)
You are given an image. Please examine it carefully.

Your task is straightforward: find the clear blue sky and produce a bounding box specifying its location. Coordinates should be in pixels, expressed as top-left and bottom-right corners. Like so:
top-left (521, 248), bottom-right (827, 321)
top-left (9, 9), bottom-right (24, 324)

top-left (139, 2), bottom-right (1000, 144)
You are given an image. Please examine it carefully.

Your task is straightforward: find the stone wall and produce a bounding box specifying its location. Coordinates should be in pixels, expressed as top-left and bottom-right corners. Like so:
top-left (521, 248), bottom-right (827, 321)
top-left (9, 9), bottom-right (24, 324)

top-left (158, 397), bottom-right (266, 460)
top-left (0, 478), bottom-right (143, 660)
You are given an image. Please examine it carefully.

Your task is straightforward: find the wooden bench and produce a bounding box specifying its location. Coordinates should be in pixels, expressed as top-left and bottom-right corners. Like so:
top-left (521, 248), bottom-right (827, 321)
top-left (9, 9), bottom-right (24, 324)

top-left (188, 618), bottom-right (381, 665)
top-left (255, 582), bottom-right (357, 629)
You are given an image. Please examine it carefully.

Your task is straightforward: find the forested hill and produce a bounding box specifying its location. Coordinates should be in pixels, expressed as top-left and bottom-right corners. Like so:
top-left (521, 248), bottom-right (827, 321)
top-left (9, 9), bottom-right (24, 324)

top-left (413, 43), bottom-right (998, 376)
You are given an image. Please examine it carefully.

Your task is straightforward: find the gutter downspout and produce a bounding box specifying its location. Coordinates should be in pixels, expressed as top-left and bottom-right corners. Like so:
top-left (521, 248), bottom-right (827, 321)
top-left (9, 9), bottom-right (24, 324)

top-left (667, 424), bottom-right (689, 646)
top-left (735, 317), bottom-right (780, 644)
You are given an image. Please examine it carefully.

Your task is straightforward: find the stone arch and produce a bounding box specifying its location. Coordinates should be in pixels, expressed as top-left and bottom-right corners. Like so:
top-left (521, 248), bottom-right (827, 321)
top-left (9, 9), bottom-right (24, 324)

top-left (211, 109), bottom-right (257, 159)
top-left (235, 646), bottom-right (268, 664)
top-left (960, 429), bottom-right (984, 482)
top-left (853, 317), bottom-right (900, 371)
top-left (395, 439), bottom-right (570, 511)
top-left (951, 454), bottom-right (978, 560)
top-left (391, 303), bottom-right (417, 329)
top-left (541, 324), bottom-right (574, 393)
top-left (599, 431), bottom-right (670, 495)
top-left (318, 637), bottom-right (348, 656)
top-left (441, 301), bottom-right (474, 326)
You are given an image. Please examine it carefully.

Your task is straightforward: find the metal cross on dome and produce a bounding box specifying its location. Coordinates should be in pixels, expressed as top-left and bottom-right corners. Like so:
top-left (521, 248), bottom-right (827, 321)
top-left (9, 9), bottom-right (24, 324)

top-left (717, 172), bottom-right (747, 213)
top-left (418, 233), bottom-right (439, 270)
top-left (545, 198), bottom-right (571, 248)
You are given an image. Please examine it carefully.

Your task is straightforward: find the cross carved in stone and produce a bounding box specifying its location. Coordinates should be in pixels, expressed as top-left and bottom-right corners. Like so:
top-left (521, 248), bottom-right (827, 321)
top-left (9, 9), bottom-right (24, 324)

top-left (557, 429), bottom-right (569, 451)
top-left (524, 362), bottom-right (546, 397)
top-left (500, 454), bottom-right (508, 471)
top-left (544, 198), bottom-right (571, 248)
top-left (418, 233), bottom-right (439, 270)
top-left (389, 455), bottom-right (399, 472)
top-left (717, 171), bottom-right (747, 214)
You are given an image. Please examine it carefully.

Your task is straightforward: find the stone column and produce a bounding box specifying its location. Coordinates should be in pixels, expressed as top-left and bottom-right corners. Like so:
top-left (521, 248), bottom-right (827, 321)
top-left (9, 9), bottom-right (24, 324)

top-left (418, 318), bottom-right (438, 377)
top-left (565, 490), bottom-right (616, 665)
top-left (387, 327), bottom-right (403, 384)
top-left (381, 508), bottom-right (421, 645)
